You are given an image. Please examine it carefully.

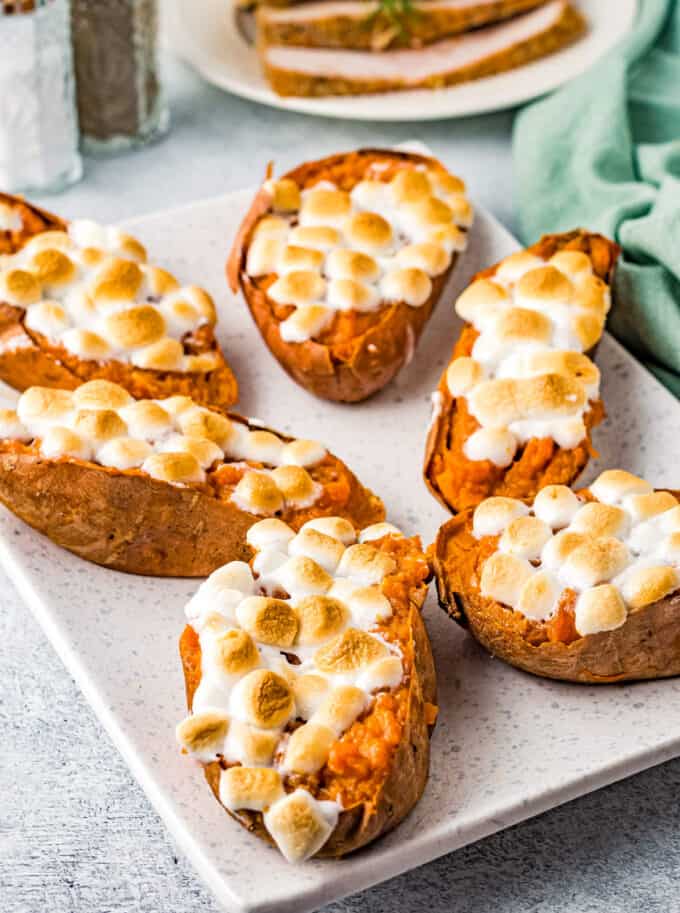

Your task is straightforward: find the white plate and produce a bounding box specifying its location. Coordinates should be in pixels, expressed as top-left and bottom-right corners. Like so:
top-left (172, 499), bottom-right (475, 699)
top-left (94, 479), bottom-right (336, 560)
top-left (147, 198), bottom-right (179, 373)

top-left (165, 0), bottom-right (636, 121)
top-left (2, 186), bottom-right (679, 913)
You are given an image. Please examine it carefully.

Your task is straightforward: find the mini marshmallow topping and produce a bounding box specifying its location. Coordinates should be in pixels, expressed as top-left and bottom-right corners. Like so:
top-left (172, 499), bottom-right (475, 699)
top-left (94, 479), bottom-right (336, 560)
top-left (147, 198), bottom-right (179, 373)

top-left (8, 381), bottom-right (326, 512)
top-left (245, 161), bottom-right (471, 343)
top-left (474, 470), bottom-right (680, 637)
top-left (177, 516), bottom-right (412, 862)
top-left (0, 220), bottom-right (219, 373)
top-left (444, 247), bottom-right (610, 466)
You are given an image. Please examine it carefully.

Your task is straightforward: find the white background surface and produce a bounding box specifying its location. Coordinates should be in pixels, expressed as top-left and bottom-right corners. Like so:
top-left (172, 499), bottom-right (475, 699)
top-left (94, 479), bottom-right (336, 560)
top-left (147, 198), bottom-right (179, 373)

top-left (2, 44), bottom-right (680, 913)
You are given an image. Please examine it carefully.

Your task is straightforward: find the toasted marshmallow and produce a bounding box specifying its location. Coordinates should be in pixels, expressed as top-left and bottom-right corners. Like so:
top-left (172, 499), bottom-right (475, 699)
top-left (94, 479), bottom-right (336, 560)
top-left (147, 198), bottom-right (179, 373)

top-left (559, 537), bottom-right (630, 590)
top-left (142, 451), bottom-right (204, 485)
top-left (494, 251), bottom-right (546, 285)
top-left (71, 380), bottom-right (131, 412)
top-left (446, 357), bottom-right (484, 397)
top-left (574, 275), bottom-right (610, 317)
top-left (247, 518), bottom-right (295, 552)
top-left (276, 555), bottom-right (332, 598)
top-left (271, 466), bottom-right (320, 508)
top-left (548, 250), bottom-right (593, 283)
top-left (159, 297), bottom-right (201, 337)
top-left (445, 194), bottom-right (474, 229)
top-left (336, 543), bottom-right (396, 586)
top-left (183, 352), bottom-right (220, 373)
top-left (381, 268), bottom-right (431, 308)
top-left (160, 434), bottom-right (223, 469)
top-left (358, 522), bottom-right (402, 543)
top-left (568, 502), bottom-right (629, 539)
top-left (40, 426), bottom-right (91, 461)
top-left (295, 595), bottom-right (348, 646)
top-left (463, 427), bottom-right (517, 467)
top-left (0, 268), bottom-right (42, 306)
top-left (427, 223), bottom-right (467, 254)
top-left (71, 408), bottom-right (127, 444)
top-left (402, 196), bottom-right (454, 237)
top-left (104, 305), bottom-right (166, 350)
top-left (540, 530), bottom-right (588, 571)
top-left (472, 497), bottom-right (529, 538)
top-left (187, 561), bottom-right (255, 622)
top-left (327, 278), bottom-right (379, 313)
top-left (231, 471), bottom-right (284, 516)
top-left (311, 684), bottom-right (366, 736)
top-left (532, 485), bottom-right (581, 529)
top-left (299, 188), bottom-right (351, 228)
top-left (279, 305), bottom-right (332, 343)
top-left (468, 373), bottom-right (586, 429)
top-left (391, 168), bottom-right (430, 204)
top-left (574, 584), bottom-right (627, 636)
top-left (280, 438), bottom-right (326, 468)
top-left (18, 386), bottom-right (74, 426)
top-left (589, 470), bottom-right (653, 505)
top-left (288, 225), bottom-right (341, 251)
top-left (176, 712), bottom-right (229, 761)
top-left (326, 248), bottom-right (380, 283)
top-left (61, 328), bottom-right (111, 359)
top-left (301, 516), bottom-right (356, 546)
top-left (571, 311), bottom-right (604, 350)
top-left (278, 244), bottom-right (325, 275)
top-left (119, 401), bottom-right (173, 440)
top-left (223, 719), bottom-right (280, 768)
top-left (314, 628), bottom-right (387, 675)
top-left (24, 297), bottom-right (70, 339)
top-left (493, 307), bottom-right (552, 347)
top-left (455, 279), bottom-right (510, 325)
top-left (220, 766), bottom-right (284, 813)
top-left (516, 571), bottom-right (560, 621)
top-left (344, 211), bottom-right (393, 253)
top-left (144, 265), bottom-right (180, 298)
top-left (293, 674), bottom-right (330, 720)
top-left (97, 437), bottom-right (153, 470)
top-left (283, 723), bottom-right (335, 775)
top-left (498, 516), bottom-right (553, 561)
top-left (266, 177), bottom-right (301, 213)
top-left (347, 585), bottom-right (393, 628)
top-left (659, 532), bottom-right (680, 564)
top-left (396, 242), bottom-right (450, 277)
top-left (263, 789), bottom-right (338, 864)
top-left (236, 596), bottom-right (299, 647)
top-left (429, 169), bottom-right (466, 197)
top-left (252, 215), bottom-right (290, 242)
top-left (480, 552), bottom-right (534, 606)
top-left (515, 265), bottom-right (573, 308)
top-left (0, 409), bottom-right (30, 441)
top-left (624, 491), bottom-right (678, 524)
top-left (230, 668), bottom-right (294, 729)
top-left (620, 566), bottom-right (678, 610)
top-left (90, 257), bottom-right (143, 303)
top-left (351, 179), bottom-right (391, 211)
top-left (29, 248), bottom-right (77, 292)
top-left (357, 655), bottom-right (403, 693)
top-left (178, 407), bottom-right (233, 449)
top-left (517, 351), bottom-right (600, 399)
top-left (289, 528), bottom-right (344, 573)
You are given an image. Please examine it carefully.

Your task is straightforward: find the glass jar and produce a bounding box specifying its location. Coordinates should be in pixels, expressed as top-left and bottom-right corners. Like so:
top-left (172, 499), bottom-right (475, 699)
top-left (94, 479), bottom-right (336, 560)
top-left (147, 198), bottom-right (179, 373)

top-left (70, 0), bottom-right (170, 154)
top-left (0, 0), bottom-right (82, 193)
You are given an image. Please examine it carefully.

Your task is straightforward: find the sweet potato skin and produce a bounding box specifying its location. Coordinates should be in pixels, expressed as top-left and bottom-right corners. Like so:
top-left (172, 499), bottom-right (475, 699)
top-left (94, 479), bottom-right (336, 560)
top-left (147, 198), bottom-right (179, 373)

top-left (228, 149), bottom-right (464, 403)
top-left (0, 422), bottom-right (384, 577)
top-left (0, 195), bottom-right (238, 409)
top-left (431, 505), bottom-right (680, 683)
top-left (423, 229), bottom-right (620, 515)
top-left (179, 556), bottom-right (437, 856)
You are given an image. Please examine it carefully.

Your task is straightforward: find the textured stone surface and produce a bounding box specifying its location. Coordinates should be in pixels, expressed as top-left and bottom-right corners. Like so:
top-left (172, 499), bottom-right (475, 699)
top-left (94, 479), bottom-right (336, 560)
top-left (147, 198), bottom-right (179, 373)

top-left (3, 50), bottom-right (679, 913)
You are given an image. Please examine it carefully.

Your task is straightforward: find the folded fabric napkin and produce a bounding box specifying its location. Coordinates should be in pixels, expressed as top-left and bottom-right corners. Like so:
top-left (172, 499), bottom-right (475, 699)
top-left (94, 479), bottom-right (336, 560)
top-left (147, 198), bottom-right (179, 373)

top-left (514, 0), bottom-right (680, 396)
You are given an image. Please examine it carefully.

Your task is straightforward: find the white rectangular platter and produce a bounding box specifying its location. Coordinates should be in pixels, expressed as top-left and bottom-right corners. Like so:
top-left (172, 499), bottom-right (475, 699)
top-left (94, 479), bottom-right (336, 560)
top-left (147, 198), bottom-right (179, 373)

top-left (2, 185), bottom-right (680, 913)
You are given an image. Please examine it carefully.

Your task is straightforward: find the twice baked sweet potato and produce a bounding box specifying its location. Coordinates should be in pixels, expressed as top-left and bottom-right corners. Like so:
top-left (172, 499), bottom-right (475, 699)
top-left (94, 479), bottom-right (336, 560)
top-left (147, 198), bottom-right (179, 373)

top-left (0, 193), bottom-right (238, 409)
top-left (424, 230), bottom-right (620, 514)
top-left (0, 380), bottom-right (383, 576)
top-left (177, 518), bottom-right (437, 860)
top-left (431, 470), bottom-right (680, 682)
top-left (228, 148), bottom-right (471, 402)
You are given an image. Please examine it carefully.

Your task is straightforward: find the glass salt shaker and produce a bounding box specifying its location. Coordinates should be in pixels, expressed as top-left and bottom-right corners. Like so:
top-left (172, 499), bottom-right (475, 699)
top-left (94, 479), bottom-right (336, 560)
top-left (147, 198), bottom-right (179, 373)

top-left (0, 0), bottom-right (82, 193)
top-left (70, 0), bottom-right (170, 154)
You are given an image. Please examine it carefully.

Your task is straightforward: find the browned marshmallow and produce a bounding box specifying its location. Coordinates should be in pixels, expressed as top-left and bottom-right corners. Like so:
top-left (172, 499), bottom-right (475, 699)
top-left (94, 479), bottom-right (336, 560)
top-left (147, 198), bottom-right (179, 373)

top-left (176, 712), bottom-right (229, 756)
top-left (295, 595), bottom-right (348, 646)
top-left (235, 596), bottom-right (299, 647)
top-left (314, 628), bottom-right (387, 675)
top-left (283, 723), bottom-right (335, 774)
top-left (232, 472), bottom-right (284, 515)
top-left (72, 379), bottom-right (133, 411)
top-left (234, 669), bottom-right (295, 729)
top-left (214, 628), bottom-right (260, 677)
top-left (219, 766), bottom-right (284, 812)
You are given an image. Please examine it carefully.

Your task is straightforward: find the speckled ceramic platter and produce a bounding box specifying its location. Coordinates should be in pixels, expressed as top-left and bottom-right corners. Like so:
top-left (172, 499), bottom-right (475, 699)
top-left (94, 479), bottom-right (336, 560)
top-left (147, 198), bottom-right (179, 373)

top-left (1, 182), bottom-right (679, 913)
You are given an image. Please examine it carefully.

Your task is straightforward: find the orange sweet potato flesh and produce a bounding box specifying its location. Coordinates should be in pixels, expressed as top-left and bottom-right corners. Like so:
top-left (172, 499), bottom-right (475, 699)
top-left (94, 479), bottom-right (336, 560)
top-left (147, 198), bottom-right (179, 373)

top-left (179, 534), bottom-right (438, 856)
top-left (430, 491), bottom-right (680, 683)
top-left (0, 414), bottom-right (384, 576)
top-left (0, 193), bottom-right (238, 410)
top-left (228, 148), bottom-right (466, 403)
top-left (423, 229), bottom-right (620, 514)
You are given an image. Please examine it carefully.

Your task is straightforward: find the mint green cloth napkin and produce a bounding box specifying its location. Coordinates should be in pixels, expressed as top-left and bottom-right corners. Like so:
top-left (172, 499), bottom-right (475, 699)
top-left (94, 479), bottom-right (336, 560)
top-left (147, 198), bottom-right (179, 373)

top-left (513, 0), bottom-right (680, 396)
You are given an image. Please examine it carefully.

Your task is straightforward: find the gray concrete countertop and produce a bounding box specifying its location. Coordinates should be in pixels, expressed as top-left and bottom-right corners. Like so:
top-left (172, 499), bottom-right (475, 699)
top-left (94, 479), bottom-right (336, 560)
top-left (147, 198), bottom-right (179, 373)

top-left (1, 55), bottom-right (679, 913)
